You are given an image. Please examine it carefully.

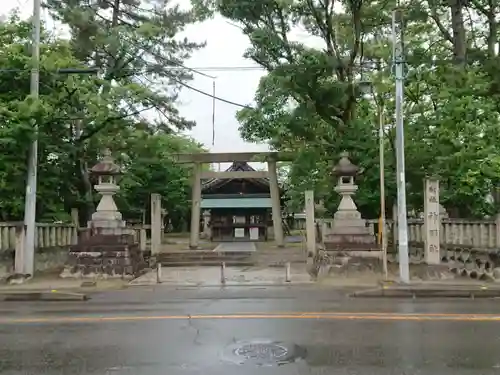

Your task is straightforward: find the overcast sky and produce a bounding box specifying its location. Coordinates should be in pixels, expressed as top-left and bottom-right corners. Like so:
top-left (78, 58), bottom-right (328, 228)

top-left (3, 0), bottom-right (269, 156)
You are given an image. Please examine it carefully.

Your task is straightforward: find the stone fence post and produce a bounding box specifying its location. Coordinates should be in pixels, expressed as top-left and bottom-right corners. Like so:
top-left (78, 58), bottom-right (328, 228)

top-left (392, 204), bottom-right (398, 252)
top-left (304, 190), bottom-right (316, 256)
top-left (424, 179), bottom-right (440, 264)
top-left (151, 193), bottom-right (162, 255)
top-left (14, 224), bottom-right (25, 274)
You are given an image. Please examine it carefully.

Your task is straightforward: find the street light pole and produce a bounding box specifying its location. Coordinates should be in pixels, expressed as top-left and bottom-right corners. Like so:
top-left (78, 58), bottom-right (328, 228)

top-left (392, 8), bottom-right (410, 283)
top-left (378, 104), bottom-right (388, 280)
top-left (21, 0), bottom-right (42, 276)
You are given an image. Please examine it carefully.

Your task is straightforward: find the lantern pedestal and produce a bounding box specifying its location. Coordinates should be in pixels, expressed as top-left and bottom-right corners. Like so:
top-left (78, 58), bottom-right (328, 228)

top-left (61, 150), bottom-right (146, 279)
top-left (89, 182), bottom-right (126, 230)
top-left (324, 153), bottom-right (378, 252)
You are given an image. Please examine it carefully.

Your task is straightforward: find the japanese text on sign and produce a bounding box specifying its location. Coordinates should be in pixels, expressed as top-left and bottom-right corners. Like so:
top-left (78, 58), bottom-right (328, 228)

top-left (425, 180), bottom-right (440, 263)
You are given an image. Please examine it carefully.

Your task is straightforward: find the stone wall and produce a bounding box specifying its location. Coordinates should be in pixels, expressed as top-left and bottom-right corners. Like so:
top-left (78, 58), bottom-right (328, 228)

top-left (317, 216), bottom-right (500, 281)
top-left (0, 221), bottom-right (150, 279)
top-left (0, 247), bottom-right (69, 279)
top-left (319, 217), bottom-right (500, 250)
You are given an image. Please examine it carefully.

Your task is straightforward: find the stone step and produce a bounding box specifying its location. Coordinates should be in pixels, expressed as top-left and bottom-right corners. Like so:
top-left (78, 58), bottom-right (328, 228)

top-left (255, 249), bottom-right (307, 266)
top-left (156, 250), bottom-right (255, 267)
top-left (257, 256), bottom-right (306, 262)
top-left (324, 243), bottom-right (380, 251)
top-left (159, 260), bottom-right (255, 267)
top-left (158, 251), bottom-right (254, 258)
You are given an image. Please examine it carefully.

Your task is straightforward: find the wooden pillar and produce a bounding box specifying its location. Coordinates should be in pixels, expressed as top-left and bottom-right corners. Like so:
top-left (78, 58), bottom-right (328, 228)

top-left (424, 179), bottom-right (440, 264)
top-left (268, 160), bottom-right (284, 247)
top-left (304, 190), bottom-right (316, 256)
top-left (189, 163), bottom-right (202, 249)
top-left (150, 193), bottom-right (162, 255)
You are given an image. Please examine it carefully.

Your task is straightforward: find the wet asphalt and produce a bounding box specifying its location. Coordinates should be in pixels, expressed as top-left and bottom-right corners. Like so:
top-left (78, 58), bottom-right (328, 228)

top-left (1, 285), bottom-right (500, 374)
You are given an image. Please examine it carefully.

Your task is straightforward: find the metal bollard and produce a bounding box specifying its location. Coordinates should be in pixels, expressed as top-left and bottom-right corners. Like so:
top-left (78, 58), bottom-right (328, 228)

top-left (285, 262), bottom-right (291, 283)
top-left (156, 263), bottom-right (162, 284)
top-left (220, 261), bottom-right (226, 285)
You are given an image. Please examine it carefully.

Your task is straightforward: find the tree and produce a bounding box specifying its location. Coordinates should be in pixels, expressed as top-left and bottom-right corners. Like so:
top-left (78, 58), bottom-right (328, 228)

top-left (0, 13), bottom-right (208, 228)
top-left (42, 0), bottom-right (206, 219)
top-left (114, 130), bottom-right (205, 231)
top-left (199, 0), bottom-right (500, 218)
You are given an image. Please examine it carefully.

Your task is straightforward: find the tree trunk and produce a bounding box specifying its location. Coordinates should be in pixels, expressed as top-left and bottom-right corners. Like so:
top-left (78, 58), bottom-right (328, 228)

top-left (449, 0), bottom-right (467, 63)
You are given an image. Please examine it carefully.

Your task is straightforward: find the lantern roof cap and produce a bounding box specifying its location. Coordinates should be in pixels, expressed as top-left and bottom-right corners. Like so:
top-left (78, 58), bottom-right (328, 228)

top-left (90, 149), bottom-right (122, 175)
top-left (332, 152), bottom-right (360, 177)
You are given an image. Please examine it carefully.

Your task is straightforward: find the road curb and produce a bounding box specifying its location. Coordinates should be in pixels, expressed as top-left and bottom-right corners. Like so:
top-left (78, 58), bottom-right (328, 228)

top-left (128, 282), bottom-right (314, 287)
top-left (350, 286), bottom-right (500, 299)
top-left (0, 291), bottom-right (89, 302)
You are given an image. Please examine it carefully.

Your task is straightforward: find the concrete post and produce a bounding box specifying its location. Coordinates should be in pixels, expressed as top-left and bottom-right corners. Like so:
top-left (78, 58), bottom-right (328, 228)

top-left (70, 208), bottom-right (79, 244)
top-left (150, 193), bottom-right (162, 255)
top-left (14, 224), bottom-right (25, 274)
top-left (220, 261), bottom-right (226, 284)
top-left (139, 228), bottom-right (147, 252)
top-left (202, 210), bottom-right (211, 239)
top-left (189, 163), bottom-right (202, 249)
top-left (496, 214), bottom-right (500, 249)
top-left (424, 179), bottom-right (440, 264)
top-left (304, 190), bottom-right (316, 256)
top-left (160, 209), bottom-right (167, 241)
top-left (71, 208), bottom-right (79, 228)
top-left (267, 160), bottom-right (284, 247)
top-left (156, 263), bottom-right (162, 284)
top-left (392, 204), bottom-right (398, 253)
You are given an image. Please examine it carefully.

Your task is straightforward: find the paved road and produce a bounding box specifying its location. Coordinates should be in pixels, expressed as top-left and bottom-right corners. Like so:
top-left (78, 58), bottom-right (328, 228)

top-left (1, 286), bottom-right (500, 374)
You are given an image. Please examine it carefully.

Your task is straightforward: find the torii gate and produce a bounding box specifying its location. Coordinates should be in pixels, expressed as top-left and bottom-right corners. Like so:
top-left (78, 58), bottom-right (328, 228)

top-left (174, 152), bottom-right (293, 249)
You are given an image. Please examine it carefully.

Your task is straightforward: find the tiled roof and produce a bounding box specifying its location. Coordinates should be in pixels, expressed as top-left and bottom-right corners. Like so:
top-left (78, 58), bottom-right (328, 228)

top-left (201, 161), bottom-right (269, 192)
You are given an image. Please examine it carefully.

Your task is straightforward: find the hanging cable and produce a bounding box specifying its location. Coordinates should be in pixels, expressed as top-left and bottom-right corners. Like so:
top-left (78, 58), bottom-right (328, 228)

top-left (171, 78), bottom-right (253, 109)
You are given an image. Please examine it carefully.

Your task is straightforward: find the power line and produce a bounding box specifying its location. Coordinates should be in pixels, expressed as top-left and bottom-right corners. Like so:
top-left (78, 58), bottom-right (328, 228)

top-left (0, 66), bottom-right (254, 109)
top-left (173, 78), bottom-right (253, 109)
top-left (0, 58), bottom-right (478, 75)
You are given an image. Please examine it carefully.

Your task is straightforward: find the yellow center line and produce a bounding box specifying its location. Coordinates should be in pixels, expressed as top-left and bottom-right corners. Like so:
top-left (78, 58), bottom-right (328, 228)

top-left (2, 312), bottom-right (500, 324)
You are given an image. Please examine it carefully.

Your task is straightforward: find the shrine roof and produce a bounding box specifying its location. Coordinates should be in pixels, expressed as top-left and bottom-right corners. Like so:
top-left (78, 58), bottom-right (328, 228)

top-left (201, 162), bottom-right (270, 192)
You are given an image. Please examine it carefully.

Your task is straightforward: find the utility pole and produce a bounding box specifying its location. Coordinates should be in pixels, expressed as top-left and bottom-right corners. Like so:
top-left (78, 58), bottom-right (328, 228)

top-left (392, 8), bottom-right (410, 283)
top-left (378, 104), bottom-right (388, 280)
top-left (21, 0), bottom-right (42, 276)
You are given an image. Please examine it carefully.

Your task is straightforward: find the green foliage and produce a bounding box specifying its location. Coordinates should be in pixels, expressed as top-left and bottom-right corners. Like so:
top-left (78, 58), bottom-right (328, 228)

top-left (211, 0), bottom-right (500, 218)
top-left (115, 130), bottom-right (204, 229)
top-left (0, 4), bottom-right (207, 226)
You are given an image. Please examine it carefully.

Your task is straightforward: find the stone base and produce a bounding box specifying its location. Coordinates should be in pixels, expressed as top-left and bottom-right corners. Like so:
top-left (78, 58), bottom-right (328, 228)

top-left (87, 220), bottom-right (127, 229)
top-left (313, 252), bottom-right (383, 279)
top-left (61, 234), bottom-right (146, 279)
top-left (324, 232), bottom-right (378, 252)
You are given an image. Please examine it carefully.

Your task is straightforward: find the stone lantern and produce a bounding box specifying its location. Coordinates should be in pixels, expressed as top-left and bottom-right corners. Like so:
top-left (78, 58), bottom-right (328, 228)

top-left (89, 149), bottom-right (124, 227)
top-left (61, 149), bottom-right (146, 279)
top-left (332, 152), bottom-right (361, 220)
top-left (324, 152), bottom-right (376, 249)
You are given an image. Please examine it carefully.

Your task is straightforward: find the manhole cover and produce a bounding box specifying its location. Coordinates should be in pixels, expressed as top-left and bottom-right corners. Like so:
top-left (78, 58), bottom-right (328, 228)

top-left (222, 339), bottom-right (306, 366)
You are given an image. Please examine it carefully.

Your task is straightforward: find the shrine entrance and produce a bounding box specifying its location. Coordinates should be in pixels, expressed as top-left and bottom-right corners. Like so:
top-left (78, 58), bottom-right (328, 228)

top-left (210, 209), bottom-right (269, 242)
top-left (202, 161), bottom-right (272, 242)
top-left (173, 152), bottom-right (292, 249)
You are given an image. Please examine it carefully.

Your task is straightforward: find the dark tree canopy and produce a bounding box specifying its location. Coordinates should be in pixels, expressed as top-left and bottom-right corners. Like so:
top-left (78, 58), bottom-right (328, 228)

top-left (192, 0), bottom-right (500, 218)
